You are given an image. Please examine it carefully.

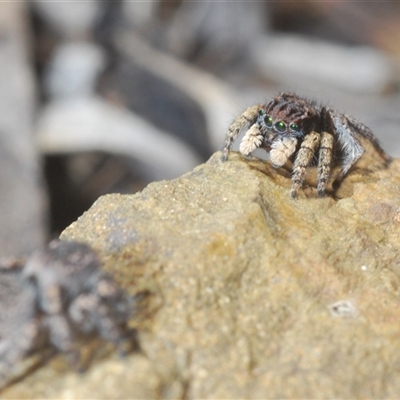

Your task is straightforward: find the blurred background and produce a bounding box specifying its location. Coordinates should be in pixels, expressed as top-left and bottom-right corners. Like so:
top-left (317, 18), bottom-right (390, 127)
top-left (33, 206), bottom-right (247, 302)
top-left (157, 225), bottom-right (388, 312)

top-left (1, 0), bottom-right (400, 257)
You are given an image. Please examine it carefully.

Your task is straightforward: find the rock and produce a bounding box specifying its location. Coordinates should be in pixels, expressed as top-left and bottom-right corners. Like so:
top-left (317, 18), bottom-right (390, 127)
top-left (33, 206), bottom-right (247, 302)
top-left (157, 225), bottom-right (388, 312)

top-left (4, 151), bottom-right (400, 398)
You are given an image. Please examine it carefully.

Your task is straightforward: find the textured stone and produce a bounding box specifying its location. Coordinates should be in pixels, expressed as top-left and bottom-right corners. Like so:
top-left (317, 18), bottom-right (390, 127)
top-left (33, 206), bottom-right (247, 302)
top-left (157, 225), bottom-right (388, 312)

top-left (4, 151), bottom-right (400, 398)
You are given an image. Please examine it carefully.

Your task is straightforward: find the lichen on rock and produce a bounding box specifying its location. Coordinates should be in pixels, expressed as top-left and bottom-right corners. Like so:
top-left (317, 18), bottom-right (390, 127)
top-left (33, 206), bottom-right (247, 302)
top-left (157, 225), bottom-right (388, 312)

top-left (4, 151), bottom-right (400, 399)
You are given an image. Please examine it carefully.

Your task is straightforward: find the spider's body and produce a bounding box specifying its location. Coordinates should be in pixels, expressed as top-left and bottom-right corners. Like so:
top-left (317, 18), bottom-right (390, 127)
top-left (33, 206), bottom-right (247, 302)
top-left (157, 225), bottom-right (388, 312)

top-left (0, 240), bottom-right (135, 386)
top-left (222, 93), bottom-right (389, 198)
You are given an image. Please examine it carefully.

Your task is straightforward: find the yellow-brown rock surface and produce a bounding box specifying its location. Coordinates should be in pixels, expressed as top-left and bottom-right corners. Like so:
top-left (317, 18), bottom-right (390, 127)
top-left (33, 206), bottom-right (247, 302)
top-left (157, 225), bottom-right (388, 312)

top-left (4, 152), bottom-right (400, 399)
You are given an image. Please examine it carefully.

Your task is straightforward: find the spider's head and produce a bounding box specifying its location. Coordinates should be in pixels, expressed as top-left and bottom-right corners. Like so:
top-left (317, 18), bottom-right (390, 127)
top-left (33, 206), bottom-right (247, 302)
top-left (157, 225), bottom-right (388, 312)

top-left (257, 108), bottom-right (303, 140)
top-left (258, 93), bottom-right (319, 146)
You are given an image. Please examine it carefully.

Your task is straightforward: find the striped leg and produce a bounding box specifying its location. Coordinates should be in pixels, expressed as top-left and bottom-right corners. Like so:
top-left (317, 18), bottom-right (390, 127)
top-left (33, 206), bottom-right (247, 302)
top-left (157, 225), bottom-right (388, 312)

top-left (317, 131), bottom-right (334, 197)
top-left (222, 104), bottom-right (261, 161)
top-left (291, 131), bottom-right (321, 198)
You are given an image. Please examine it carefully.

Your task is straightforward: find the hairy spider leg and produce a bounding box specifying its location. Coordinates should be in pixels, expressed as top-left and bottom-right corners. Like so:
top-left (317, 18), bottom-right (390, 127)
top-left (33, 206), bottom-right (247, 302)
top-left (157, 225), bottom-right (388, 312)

top-left (291, 131), bottom-right (321, 198)
top-left (239, 123), bottom-right (263, 156)
top-left (325, 108), bottom-right (364, 176)
top-left (69, 275), bottom-right (131, 355)
top-left (42, 284), bottom-right (79, 366)
top-left (317, 132), bottom-right (334, 196)
top-left (269, 137), bottom-right (298, 168)
top-left (222, 104), bottom-right (261, 161)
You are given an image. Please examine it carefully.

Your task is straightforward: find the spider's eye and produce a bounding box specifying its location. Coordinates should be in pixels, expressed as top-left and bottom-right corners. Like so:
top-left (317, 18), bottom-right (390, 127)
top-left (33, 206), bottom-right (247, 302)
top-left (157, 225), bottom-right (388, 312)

top-left (290, 122), bottom-right (299, 131)
top-left (275, 121), bottom-right (286, 132)
top-left (264, 116), bottom-right (273, 127)
top-left (258, 109), bottom-right (265, 116)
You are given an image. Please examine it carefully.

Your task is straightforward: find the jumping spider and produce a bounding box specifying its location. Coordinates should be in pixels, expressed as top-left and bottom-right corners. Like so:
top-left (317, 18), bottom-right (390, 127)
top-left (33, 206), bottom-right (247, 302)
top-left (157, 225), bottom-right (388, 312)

top-left (222, 92), bottom-right (390, 198)
top-left (0, 240), bottom-right (134, 385)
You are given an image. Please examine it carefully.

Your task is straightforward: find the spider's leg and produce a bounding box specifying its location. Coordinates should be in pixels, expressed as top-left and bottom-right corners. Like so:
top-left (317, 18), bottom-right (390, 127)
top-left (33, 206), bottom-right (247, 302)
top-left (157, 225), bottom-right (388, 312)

top-left (239, 123), bottom-right (263, 156)
top-left (317, 131), bottom-right (334, 197)
top-left (41, 285), bottom-right (79, 366)
top-left (222, 104), bottom-right (261, 161)
top-left (270, 137), bottom-right (298, 168)
top-left (291, 131), bottom-right (321, 198)
top-left (69, 275), bottom-right (133, 355)
top-left (324, 107), bottom-right (364, 176)
top-left (46, 314), bottom-right (79, 366)
top-left (94, 307), bottom-right (129, 353)
top-left (93, 277), bottom-right (132, 352)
